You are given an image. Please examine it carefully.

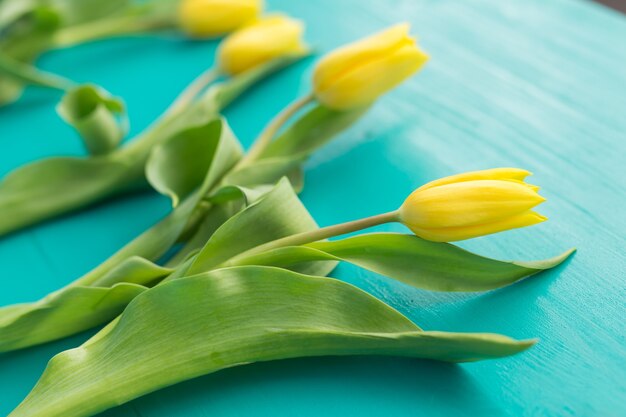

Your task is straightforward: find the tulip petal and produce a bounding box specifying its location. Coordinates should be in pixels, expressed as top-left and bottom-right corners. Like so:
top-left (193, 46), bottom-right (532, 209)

top-left (315, 42), bottom-right (428, 109)
top-left (408, 210), bottom-right (547, 242)
top-left (218, 15), bottom-right (307, 75)
top-left (401, 180), bottom-right (545, 228)
top-left (179, 0), bottom-right (263, 37)
top-left (417, 168), bottom-right (531, 191)
top-left (313, 23), bottom-right (412, 92)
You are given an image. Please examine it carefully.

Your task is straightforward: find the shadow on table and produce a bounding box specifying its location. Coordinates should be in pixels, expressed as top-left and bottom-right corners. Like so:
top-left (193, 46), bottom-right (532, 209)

top-left (0, 330), bottom-right (97, 416)
top-left (102, 356), bottom-right (503, 417)
top-left (436, 254), bottom-right (575, 334)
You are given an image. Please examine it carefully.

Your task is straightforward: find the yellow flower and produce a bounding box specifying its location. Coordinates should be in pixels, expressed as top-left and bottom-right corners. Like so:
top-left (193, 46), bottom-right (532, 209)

top-left (312, 23), bottom-right (428, 110)
top-left (217, 15), bottom-right (307, 76)
top-left (398, 168), bottom-right (547, 242)
top-left (178, 0), bottom-right (263, 38)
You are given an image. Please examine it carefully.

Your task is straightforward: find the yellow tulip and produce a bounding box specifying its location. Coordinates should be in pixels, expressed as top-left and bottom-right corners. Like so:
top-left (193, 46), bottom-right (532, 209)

top-left (312, 23), bottom-right (428, 110)
top-left (178, 0), bottom-right (263, 38)
top-left (217, 15), bottom-right (307, 76)
top-left (398, 168), bottom-right (547, 242)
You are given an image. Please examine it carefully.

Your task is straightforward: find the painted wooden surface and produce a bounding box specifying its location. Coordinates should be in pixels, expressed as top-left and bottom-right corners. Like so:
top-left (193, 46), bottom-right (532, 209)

top-left (1, 0), bottom-right (625, 415)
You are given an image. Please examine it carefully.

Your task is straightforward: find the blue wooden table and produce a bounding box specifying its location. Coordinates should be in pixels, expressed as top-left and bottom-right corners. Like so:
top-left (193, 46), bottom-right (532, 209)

top-left (1, 0), bottom-right (625, 415)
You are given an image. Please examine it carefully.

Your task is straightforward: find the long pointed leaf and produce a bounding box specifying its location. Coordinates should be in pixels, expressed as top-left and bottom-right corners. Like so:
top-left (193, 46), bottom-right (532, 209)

top-left (235, 233), bottom-right (575, 292)
top-left (9, 266), bottom-right (533, 417)
top-left (0, 283), bottom-right (146, 353)
top-left (0, 157), bottom-right (135, 236)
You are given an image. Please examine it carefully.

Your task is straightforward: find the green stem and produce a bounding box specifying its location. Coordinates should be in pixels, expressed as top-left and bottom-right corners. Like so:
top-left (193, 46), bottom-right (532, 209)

top-left (52, 14), bottom-right (175, 47)
top-left (117, 56), bottom-right (306, 163)
top-left (0, 53), bottom-right (75, 90)
top-left (0, 56), bottom-right (296, 239)
top-left (115, 67), bottom-right (222, 163)
top-left (224, 211), bottom-right (400, 267)
top-left (235, 92), bottom-right (315, 168)
top-left (164, 66), bottom-right (222, 118)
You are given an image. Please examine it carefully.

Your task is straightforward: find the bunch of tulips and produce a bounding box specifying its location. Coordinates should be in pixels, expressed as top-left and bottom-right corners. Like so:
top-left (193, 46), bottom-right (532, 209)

top-left (0, 1), bottom-right (573, 416)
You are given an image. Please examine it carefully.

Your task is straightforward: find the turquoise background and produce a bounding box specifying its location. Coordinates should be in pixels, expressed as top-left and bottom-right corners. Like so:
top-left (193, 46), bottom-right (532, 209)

top-left (1, 0), bottom-right (625, 415)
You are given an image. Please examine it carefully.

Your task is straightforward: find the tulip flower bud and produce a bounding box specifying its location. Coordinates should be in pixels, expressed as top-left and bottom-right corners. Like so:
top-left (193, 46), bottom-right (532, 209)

top-left (398, 168), bottom-right (547, 242)
top-left (217, 15), bottom-right (307, 76)
top-left (312, 23), bottom-right (428, 110)
top-left (178, 0), bottom-right (263, 38)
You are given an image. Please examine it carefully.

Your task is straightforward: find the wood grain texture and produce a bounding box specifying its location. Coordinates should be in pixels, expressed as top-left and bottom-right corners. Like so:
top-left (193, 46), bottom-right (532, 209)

top-left (1, 0), bottom-right (625, 416)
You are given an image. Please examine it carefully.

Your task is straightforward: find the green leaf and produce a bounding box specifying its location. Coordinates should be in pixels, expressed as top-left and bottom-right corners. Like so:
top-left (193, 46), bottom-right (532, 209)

top-left (219, 103), bottom-right (368, 192)
top-left (0, 156), bottom-right (133, 237)
top-left (57, 84), bottom-right (127, 155)
top-left (261, 103), bottom-right (370, 159)
top-left (1, 6), bottom-right (61, 59)
top-left (0, 255), bottom-right (172, 353)
top-left (186, 178), bottom-right (332, 275)
top-left (0, 53), bottom-right (301, 233)
top-left (234, 233), bottom-right (575, 292)
top-left (206, 184), bottom-right (273, 205)
top-left (145, 118), bottom-right (241, 207)
top-left (0, 119), bottom-right (243, 352)
top-left (0, 0), bottom-right (38, 28)
top-left (0, 282), bottom-right (146, 353)
top-left (0, 53), bottom-right (73, 105)
top-left (0, 6), bottom-right (67, 105)
top-left (9, 266), bottom-right (534, 417)
top-left (0, 73), bottom-right (25, 105)
top-left (43, 119), bottom-right (239, 285)
top-left (222, 155), bottom-right (304, 188)
top-left (90, 256), bottom-right (173, 287)
top-left (164, 205), bottom-right (233, 267)
top-left (49, 0), bottom-right (129, 27)
top-left (0, 53), bottom-right (69, 106)
top-left (168, 184), bottom-right (278, 266)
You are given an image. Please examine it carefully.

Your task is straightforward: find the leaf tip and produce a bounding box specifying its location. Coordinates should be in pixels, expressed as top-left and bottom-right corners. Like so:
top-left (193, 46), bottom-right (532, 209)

top-left (521, 337), bottom-right (539, 348)
top-left (514, 247), bottom-right (576, 271)
top-left (509, 337), bottom-right (538, 355)
top-left (170, 193), bottom-right (180, 208)
top-left (552, 247), bottom-right (577, 265)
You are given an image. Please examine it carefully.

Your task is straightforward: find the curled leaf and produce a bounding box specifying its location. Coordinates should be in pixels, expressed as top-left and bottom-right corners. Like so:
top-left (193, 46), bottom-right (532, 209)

top-left (9, 266), bottom-right (534, 417)
top-left (206, 184), bottom-right (273, 205)
top-left (90, 256), bottom-right (173, 287)
top-left (146, 118), bottom-right (241, 207)
top-left (0, 54), bottom-right (300, 235)
top-left (0, 119), bottom-right (243, 351)
top-left (57, 84), bottom-right (127, 155)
